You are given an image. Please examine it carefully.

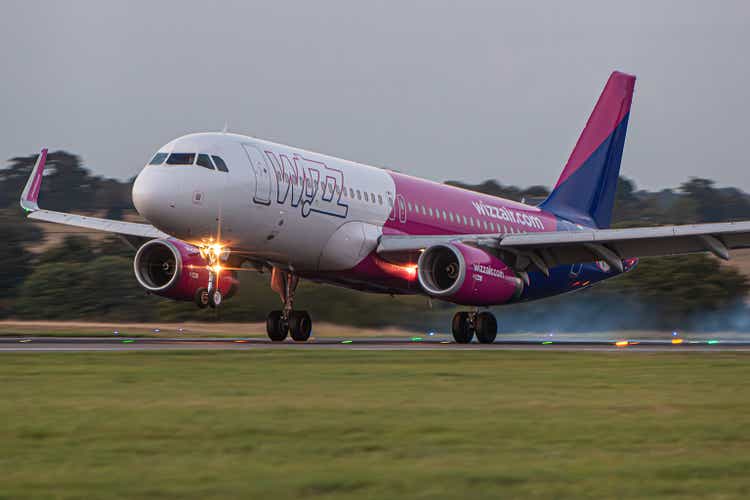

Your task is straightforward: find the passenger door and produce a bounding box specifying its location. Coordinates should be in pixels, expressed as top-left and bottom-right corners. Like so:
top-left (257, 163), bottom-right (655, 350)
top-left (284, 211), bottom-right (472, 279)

top-left (242, 144), bottom-right (272, 205)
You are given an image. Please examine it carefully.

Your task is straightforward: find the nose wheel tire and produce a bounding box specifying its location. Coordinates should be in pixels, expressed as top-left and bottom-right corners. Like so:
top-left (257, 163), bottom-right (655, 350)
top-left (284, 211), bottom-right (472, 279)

top-left (451, 312), bottom-right (474, 343)
top-left (475, 312), bottom-right (497, 344)
top-left (266, 310), bottom-right (289, 341)
top-left (208, 290), bottom-right (222, 308)
top-left (289, 311), bottom-right (312, 342)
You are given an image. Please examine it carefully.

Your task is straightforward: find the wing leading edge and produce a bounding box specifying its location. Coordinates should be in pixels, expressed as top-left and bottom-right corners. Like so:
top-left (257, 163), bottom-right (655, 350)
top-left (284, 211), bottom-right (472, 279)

top-left (19, 149), bottom-right (168, 240)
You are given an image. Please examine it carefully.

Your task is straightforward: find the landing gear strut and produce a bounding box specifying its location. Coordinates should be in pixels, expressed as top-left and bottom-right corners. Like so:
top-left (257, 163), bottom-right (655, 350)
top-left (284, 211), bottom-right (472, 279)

top-left (266, 268), bottom-right (312, 342)
top-left (451, 311), bottom-right (497, 344)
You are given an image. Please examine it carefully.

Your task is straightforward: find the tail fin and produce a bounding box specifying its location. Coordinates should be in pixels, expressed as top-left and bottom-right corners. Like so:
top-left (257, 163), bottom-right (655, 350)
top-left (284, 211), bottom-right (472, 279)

top-left (540, 71), bottom-right (635, 228)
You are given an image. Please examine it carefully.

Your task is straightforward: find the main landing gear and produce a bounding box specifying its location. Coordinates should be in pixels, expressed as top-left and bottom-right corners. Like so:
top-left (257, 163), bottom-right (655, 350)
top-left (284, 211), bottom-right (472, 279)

top-left (266, 268), bottom-right (312, 342)
top-left (452, 311), bottom-right (497, 344)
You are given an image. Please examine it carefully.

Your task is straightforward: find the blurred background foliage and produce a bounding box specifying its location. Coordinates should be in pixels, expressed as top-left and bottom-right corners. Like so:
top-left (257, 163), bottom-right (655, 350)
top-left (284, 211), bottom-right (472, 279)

top-left (2, 151), bottom-right (750, 331)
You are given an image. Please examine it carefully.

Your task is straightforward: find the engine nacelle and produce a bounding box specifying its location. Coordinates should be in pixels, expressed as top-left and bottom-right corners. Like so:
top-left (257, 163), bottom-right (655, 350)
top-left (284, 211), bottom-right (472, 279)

top-left (133, 239), bottom-right (238, 306)
top-left (417, 242), bottom-right (523, 305)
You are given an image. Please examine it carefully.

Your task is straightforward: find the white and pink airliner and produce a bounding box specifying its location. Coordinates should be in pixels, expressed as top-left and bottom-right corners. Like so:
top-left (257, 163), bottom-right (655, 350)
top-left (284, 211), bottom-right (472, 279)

top-left (20, 71), bottom-right (750, 343)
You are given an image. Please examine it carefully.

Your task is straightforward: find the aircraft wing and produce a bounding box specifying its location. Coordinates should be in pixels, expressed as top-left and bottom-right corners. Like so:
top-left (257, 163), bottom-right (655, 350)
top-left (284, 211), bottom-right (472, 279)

top-left (377, 221), bottom-right (750, 275)
top-left (20, 149), bottom-right (169, 240)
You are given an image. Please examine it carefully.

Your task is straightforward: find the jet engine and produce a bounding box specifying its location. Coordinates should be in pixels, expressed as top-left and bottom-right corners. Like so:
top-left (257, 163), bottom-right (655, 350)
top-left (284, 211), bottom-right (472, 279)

top-left (417, 242), bottom-right (523, 305)
top-left (133, 239), bottom-right (238, 307)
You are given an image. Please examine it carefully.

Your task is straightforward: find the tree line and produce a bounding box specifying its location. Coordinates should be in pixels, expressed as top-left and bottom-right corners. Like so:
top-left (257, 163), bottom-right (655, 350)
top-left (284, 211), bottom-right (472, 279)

top-left (1, 151), bottom-right (749, 331)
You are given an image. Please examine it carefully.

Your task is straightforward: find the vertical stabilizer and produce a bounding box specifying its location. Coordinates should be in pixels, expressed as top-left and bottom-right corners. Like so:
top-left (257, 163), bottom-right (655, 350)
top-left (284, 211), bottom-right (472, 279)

top-left (540, 71), bottom-right (635, 228)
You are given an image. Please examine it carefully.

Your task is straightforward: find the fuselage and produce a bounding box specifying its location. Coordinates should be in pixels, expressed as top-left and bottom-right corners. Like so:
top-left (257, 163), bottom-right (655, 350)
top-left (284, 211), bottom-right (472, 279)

top-left (132, 132), bottom-right (632, 303)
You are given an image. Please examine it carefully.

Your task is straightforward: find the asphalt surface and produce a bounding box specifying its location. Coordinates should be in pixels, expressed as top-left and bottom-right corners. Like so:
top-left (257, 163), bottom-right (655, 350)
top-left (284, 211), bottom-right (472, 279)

top-left (1, 337), bottom-right (750, 352)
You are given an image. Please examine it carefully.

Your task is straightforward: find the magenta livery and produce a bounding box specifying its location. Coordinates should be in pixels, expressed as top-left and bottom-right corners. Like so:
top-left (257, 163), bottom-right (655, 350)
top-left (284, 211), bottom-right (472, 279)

top-left (20, 71), bottom-right (750, 343)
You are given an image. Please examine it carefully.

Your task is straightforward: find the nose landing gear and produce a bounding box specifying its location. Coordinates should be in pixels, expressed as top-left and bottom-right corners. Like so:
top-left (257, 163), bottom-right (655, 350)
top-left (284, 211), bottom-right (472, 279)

top-left (198, 243), bottom-right (229, 308)
top-left (451, 310), bottom-right (497, 344)
top-left (266, 268), bottom-right (312, 342)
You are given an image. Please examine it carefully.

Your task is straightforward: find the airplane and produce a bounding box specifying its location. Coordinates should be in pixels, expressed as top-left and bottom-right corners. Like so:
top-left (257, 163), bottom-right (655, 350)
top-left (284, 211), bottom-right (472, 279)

top-left (19, 71), bottom-right (750, 343)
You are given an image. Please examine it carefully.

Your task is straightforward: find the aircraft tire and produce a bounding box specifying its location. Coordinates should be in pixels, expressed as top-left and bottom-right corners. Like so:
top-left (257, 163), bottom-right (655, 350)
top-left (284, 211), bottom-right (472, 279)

top-left (194, 288), bottom-right (210, 308)
top-left (451, 312), bottom-right (474, 343)
top-left (208, 290), bottom-right (222, 308)
top-left (475, 312), bottom-right (497, 344)
top-left (289, 311), bottom-right (312, 342)
top-left (266, 310), bottom-right (288, 341)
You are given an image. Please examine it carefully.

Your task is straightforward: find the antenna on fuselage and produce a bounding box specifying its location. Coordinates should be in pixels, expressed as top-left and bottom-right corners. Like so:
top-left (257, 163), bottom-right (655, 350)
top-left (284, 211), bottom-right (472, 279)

top-left (221, 121), bottom-right (229, 134)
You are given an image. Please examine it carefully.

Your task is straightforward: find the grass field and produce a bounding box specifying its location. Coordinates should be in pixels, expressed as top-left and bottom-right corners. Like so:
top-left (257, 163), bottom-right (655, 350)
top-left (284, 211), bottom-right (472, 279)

top-left (2, 351), bottom-right (750, 499)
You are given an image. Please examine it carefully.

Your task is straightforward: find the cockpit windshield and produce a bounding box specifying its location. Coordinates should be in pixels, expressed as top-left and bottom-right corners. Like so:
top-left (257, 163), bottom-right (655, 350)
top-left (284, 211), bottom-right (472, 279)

top-left (166, 153), bottom-right (196, 165)
top-left (149, 152), bottom-right (168, 165)
top-left (151, 152), bottom-right (229, 172)
top-left (196, 154), bottom-right (214, 170)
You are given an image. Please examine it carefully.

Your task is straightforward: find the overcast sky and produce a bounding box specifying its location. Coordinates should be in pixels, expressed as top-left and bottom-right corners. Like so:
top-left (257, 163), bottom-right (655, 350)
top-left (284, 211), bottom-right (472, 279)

top-left (2, 1), bottom-right (749, 191)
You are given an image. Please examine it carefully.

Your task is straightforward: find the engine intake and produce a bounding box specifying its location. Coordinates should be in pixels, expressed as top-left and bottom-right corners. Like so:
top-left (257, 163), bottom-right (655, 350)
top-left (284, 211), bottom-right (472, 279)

top-left (417, 244), bottom-right (466, 296)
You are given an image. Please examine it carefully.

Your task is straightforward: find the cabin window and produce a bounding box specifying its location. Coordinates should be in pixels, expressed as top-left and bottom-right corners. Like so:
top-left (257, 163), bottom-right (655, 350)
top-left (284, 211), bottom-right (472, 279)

top-left (149, 152), bottom-right (168, 165)
top-left (211, 156), bottom-right (229, 172)
top-left (378, 194), bottom-right (383, 205)
top-left (357, 190), bottom-right (362, 200)
top-left (166, 153), bottom-right (195, 165)
top-left (448, 213), bottom-right (454, 222)
top-left (363, 192), bottom-right (369, 202)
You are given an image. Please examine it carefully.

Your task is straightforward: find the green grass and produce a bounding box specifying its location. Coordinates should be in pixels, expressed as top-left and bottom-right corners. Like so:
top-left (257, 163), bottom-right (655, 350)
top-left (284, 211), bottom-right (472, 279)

top-left (2, 351), bottom-right (750, 499)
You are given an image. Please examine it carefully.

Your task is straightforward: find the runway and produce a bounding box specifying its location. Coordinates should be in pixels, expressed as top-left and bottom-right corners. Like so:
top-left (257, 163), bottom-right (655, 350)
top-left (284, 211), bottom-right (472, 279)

top-left (2, 336), bottom-right (750, 352)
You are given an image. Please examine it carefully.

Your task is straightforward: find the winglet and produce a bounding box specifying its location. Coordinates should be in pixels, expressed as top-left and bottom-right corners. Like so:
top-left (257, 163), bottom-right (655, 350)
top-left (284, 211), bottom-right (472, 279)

top-left (20, 148), bottom-right (48, 212)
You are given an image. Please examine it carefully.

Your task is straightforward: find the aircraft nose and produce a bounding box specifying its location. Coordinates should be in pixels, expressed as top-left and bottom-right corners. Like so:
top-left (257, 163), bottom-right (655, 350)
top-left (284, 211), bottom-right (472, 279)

top-left (132, 168), bottom-right (154, 220)
top-left (132, 167), bottom-right (173, 222)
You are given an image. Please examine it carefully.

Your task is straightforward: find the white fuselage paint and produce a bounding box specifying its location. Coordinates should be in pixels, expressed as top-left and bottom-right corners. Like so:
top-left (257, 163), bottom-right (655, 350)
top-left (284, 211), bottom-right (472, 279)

top-left (132, 133), bottom-right (395, 271)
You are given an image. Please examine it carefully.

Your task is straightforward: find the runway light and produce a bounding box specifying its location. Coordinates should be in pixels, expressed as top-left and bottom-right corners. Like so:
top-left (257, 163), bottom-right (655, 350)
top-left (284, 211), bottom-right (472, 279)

top-left (113, 330), bottom-right (119, 336)
top-left (411, 337), bottom-right (423, 342)
top-left (615, 340), bottom-right (629, 347)
top-left (707, 340), bottom-right (719, 345)
top-left (153, 328), bottom-right (161, 333)
top-left (427, 330), bottom-right (436, 336)
top-left (542, 341), bottom-right (553, 345)
top-left (341, 340), bottom-right (353, 344)
top-left (234, 340), bottom-right (249, 343)
top-left (672, 338), bottom-right (684, 345)
top-left (19, 339), bottom-right (31, 343)
top-left (122, 340), bottom-right (134, 343)
top-left (672, 331), bottom-right (678, 336)
top-left (440, 341), bottom-right (451, 344)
